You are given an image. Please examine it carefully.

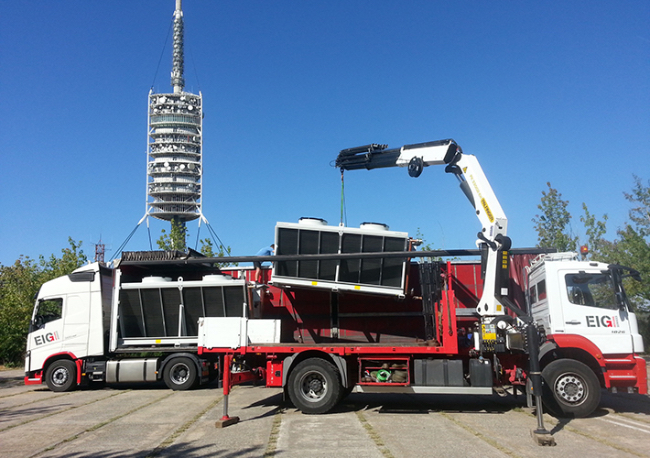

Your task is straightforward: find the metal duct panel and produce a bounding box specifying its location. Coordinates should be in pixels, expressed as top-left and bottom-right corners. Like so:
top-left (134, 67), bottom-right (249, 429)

top-left (117, 284), bottom-right (245, 339)
top-left (273, 221), bottom-right (409, 296)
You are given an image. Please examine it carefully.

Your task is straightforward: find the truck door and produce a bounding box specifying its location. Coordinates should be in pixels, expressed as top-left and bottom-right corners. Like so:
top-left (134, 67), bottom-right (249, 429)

top-left (27, 298), bottom-right (65, 372)
top-left (62, 293), bottom-right (93, 358)
top-left (558, 269), bottom-right (634, 354)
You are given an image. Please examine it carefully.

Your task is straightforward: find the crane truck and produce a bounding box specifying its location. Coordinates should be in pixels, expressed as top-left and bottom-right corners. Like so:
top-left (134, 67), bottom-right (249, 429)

top-left (198, 139), bottom-right (646, 422)
top-left (25, 139), bottom-right (645, 427)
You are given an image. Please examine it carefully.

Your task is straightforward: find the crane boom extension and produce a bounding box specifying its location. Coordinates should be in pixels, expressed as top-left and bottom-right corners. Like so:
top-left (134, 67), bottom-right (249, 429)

top-left (335, 139), bottom-right (516, 317)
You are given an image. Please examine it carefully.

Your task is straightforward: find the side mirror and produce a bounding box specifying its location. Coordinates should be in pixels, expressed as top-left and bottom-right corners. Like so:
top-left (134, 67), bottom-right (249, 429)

top-left (33, 315), bottom-right (44, 329)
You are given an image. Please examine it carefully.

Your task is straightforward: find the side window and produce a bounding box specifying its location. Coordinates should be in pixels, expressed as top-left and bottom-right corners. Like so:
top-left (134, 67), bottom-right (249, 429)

top-left (565, 273), bottom-right (617, 310)
top-left (34, 298), bottom-right (63, 329)
top-left (529, 284), bottom-right (538, 305)
top-left (537, 280), bottom-right (547, 301)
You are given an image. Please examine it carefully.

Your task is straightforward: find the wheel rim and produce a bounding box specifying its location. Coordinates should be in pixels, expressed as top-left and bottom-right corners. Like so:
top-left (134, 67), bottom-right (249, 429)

top-left (52, 367), bottom-right (69, 387)
top-left (170, 362), bottom-right (190, 385)
top-left (298, 370), bottom-right (328, 403)
top-left (554, 372), bottom-right (587, 406)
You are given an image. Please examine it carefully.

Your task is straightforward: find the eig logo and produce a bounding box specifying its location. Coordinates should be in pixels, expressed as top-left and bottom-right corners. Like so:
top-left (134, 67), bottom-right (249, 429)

top-left (34, 331), bottom-right (60, 346)
top-left (586, 315), bottom-right (619, 328)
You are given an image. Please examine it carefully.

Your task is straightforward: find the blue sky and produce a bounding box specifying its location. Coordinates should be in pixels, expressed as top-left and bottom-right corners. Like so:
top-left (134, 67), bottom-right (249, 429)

top-left (1, 1), bottom-right (648, 265)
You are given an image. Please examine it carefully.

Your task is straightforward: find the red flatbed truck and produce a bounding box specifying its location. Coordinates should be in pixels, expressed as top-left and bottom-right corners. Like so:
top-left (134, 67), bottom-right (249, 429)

top-left (196, 139), bottom-right (645, 430)
top-left (199, 236), bottom-right (645, 422)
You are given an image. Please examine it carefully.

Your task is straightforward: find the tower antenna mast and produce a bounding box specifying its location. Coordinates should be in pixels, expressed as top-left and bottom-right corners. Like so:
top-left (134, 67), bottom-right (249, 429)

top-left (171, 0), bottom-right (185, 94)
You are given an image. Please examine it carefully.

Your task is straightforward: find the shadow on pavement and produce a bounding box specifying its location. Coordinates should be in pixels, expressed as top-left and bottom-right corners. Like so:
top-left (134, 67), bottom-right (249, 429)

top-left (32, 443), bottom-right (266, 458)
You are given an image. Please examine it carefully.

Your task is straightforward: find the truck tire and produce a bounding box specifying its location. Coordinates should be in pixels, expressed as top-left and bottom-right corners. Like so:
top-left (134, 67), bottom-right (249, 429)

top-left (288, 358), bottom-right (342, 414)
top-left (541, 359), bottom-right (601, 418)
top-left (339, 384), bottom-right (355, 401)
top-left (45, 360), bottom-right (77, 392)
top-left (163, 357), bottom-right (198, 390)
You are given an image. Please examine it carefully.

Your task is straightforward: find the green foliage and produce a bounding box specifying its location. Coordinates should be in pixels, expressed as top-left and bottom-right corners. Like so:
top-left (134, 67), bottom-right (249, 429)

top-left (157, 221), bottom-right (236, 267)
top-left (624, 175), bottom-right (650, 237)
top-left (199, 238), bottom-right (237, 267)
top-left (603, 225), bottom-right (650, 307)
top-left (414, 227), bottom-right (441, 262)
top-left (199, 237), bottom-right (215, 257)
top-left (580, 203), bottom-right (608, 259)
top-left (0, 238), bottom-right (87, 365)
top-left (157, 219), bottom-right (187, 251)
top-left (415, 228), bottom-right (435, 251)
top-left (0, 257), bottom-right (41, 366)
top-left (39, 237), bottom-right (88, 279)
top-left (532, 182), bottom-right (578, 252)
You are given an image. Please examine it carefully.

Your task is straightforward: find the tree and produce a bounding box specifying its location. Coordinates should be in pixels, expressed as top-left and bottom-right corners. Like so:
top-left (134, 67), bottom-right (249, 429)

top-left (157, 219), bottom-right (187, 251)
top-left (595, 177), bottom-right (650, 310)
top-left (0, 257), bottom-right (42, 365)
top-left (156, 221), bottom-right (236, 267)
top-left (39, 237), bottom-right (88, 280)
top-left (414, 228), bottom-right (441, 262)
top-left (607, 225), bottom-right (650, 307)
top-left (532, 182), bottom-right (578, 252)
top-left (199, 238), bottom-right (237, 267)
top-left (580, 203), bottom-right (608, 259)
top-left (0, 239), bottom-right (87, 366)
top-left (624, 175), bottom-right (650, 237)
top-left (199, 237), bottom-right (214, 256)
top-left (199, 238), bottom-right (230, 258)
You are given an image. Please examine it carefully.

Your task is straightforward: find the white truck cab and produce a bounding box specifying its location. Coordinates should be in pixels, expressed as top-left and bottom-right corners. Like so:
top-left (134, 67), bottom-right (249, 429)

top-left (25, 264), bottom-right (111, 385)
top-left (528, 252), bottom-right (644, 355)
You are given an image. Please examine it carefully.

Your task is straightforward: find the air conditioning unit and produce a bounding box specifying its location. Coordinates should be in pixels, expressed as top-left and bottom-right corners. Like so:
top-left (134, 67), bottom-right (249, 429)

top-left (272, 218), bottom-right (410, 296)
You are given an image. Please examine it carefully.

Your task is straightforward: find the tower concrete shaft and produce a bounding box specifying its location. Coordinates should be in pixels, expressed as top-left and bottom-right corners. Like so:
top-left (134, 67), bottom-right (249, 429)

top-left (145, 0), bottom-right (203, 225)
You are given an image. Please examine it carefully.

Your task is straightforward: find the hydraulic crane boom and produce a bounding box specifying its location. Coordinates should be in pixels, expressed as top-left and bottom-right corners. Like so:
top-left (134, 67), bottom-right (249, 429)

top-left (335, 139), bottom-right (517, 317)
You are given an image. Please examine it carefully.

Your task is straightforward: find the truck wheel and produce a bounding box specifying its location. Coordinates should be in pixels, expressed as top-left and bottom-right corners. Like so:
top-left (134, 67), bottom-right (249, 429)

top-left (288, 358), bottom-right (341, 414)
top-left (163, 357), bottom-right (198, 390)
top-left (45, 360), bottom-right (77, 392)
top-left (339, 384), bottom-right (355, 401)
top-left (541, 359), bottom-right (601, 418)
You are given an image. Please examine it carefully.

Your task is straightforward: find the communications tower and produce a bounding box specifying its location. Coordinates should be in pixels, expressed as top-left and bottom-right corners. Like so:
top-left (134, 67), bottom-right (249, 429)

top-left (145, 0), bottom-right (203, 235)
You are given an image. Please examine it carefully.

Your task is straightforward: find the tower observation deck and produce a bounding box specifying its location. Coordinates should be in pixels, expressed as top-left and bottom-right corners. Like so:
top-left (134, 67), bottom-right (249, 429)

top-left (146, 0), bottom-right (202, 224)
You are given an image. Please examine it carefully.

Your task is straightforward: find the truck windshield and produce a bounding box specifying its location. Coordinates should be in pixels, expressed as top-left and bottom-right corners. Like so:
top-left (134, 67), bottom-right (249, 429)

top-left (565, 272), bottom-right (618, 310)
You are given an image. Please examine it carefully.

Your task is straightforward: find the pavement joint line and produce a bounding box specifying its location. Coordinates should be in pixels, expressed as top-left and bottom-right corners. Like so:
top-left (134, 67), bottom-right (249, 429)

top-left (355, 410), bottom-right (395, 458)
top-left (598, 416), bottom-right (650, 433)
top-left (439, 411), bottom-right (522, 458)
top-left (146, 393), bottom-right (225, 458)
top-left (0, 389), bottom-right (129, 433)
top-left (613, 411), bottom-right (650, 425)
top-left (27, 390), bottom-right (176, 458)
top-left (513, 407), bottom-right (648, 456)
top-left (262, 407), bottom-right (284, 457)
top-left (0, 391), bottom-right (73, 411)
top-left (0, 388), bottom-right (51, 400)
top-left (542, 416), bottom-right (647, 458)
